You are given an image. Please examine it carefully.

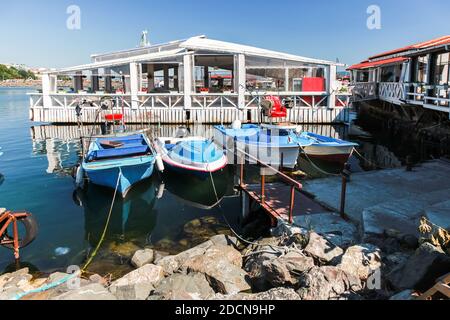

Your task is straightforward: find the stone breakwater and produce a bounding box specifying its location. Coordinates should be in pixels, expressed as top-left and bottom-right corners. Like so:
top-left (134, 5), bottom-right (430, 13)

top-left (1, 227), bottom-right (449, 300)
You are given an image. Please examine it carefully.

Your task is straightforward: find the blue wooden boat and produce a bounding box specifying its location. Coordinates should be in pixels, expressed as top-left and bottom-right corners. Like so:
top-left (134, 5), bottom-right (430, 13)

top-left (81, 134), bottom-right (156, 197)
top-left (154, 137), bottom-right (227, 179)
top-left (214, 123), bottom-right (313, 169)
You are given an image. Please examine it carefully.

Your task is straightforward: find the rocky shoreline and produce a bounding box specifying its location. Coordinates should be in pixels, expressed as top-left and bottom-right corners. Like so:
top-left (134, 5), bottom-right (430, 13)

top-left (1, 219), bottom-right (449, 300)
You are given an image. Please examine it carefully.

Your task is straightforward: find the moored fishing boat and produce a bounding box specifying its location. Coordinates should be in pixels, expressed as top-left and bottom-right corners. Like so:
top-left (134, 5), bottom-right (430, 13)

top-left (214, 122), bottom-right (312, 169)
top-left (154, 136), bottom-right (227, 179)
top-left (81, 133), bottom-right (158, 197)
top-left (299, 132), bottom-right (358, 164)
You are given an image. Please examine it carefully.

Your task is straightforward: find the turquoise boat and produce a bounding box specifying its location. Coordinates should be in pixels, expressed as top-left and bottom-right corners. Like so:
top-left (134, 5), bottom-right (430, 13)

top-left (81, 134), bottom-right (156, 197)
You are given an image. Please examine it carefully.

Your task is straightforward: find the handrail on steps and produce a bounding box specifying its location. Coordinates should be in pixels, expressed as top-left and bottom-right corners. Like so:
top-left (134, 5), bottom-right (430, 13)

top-left (236, 147), bottom-right (302, 224)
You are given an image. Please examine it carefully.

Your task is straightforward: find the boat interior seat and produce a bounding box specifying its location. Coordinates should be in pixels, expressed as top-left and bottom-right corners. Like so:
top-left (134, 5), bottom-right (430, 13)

top-left (87, 145), bottom-right (150, 162)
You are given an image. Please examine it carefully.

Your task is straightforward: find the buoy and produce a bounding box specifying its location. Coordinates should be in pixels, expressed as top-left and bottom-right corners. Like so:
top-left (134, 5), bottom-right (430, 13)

top-left (155, 155), bottom-right (165, 172)
top-left (75, 165), bottom-right (85, 188)
top-left (231, 120), bottom-right (242, 130)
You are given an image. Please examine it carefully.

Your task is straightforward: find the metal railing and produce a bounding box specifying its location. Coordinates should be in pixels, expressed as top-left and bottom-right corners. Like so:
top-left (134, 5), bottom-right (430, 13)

top-left (238, 152), bottom-right (303, 224)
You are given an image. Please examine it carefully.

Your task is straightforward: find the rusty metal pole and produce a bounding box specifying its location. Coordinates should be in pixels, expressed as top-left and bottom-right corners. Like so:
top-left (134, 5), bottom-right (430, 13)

top-left (340, 163), bottom-right (351, 219)
top-left (261, 173), bottom-right (265, 201)
top-left (289, 185), bottom-right (295, 224)
top-left (12, 217), bottom-right (19, 260)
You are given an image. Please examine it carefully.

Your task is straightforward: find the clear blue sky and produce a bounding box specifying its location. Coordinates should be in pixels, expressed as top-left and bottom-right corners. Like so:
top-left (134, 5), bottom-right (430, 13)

top-left (1, 0), bottom-right (449, 68)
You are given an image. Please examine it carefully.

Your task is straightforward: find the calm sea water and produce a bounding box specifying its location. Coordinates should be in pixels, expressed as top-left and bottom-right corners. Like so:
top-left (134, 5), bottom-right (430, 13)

top-left (0, 87), bottom-right (403, 277)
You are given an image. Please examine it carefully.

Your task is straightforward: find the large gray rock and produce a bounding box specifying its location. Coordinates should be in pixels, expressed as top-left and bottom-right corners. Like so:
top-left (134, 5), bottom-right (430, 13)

top-left (261, 251), bottom-right (315, 287)
top-left (156, 240), bottom-right (215, 275)
top-left (109, 264), bottom-right (164, 300)
top-left (387, 242), bottom-right (450, 291)
top-left (244, 245), bottom-right (282, 291)
top-left (297, 266), bottom-right (362, 300)
top-left (156, 255), bottom-right (180, 276)
top-left (212, 287), bottom-right (301, 300)
top-left (293, 213), bottom-right (358, 248)
top-left (337, 244), bottom-right (382, 280)
top-left (150, 272), bottom-right (215, 300)
top-left (52, 283), bottom-right (116, 300)
top-left (131, 249), bottom-right (154, 268)
top-left (182, 245), bottom-right (250, 294)
top-left (304, 232), bottom-right (344, 263)
top-left (209, 234), bottom-right (240, 249)
top-left (0, 268), bottom-right (30, 291)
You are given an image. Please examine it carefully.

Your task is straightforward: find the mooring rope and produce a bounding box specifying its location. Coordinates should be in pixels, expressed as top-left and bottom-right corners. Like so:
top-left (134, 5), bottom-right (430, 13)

top-left (298, 145), bottom-right (342, 177)
top-left (10, 171), bottom-right (122, 300)
top-left (82, 170), bottom-right (122, 272)
top-left (205, 160), bottom-right (301, 255)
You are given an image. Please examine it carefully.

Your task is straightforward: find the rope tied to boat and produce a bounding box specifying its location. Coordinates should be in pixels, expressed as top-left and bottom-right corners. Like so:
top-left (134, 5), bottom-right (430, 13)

top-left (82, 169), bottom-right (122, 272)
top-left (205, 160), bottom-right (303, 255)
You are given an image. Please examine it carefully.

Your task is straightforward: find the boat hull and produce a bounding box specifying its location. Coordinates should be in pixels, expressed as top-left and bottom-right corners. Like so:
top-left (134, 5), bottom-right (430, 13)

top-left (83, 158), bottom-right (155, 197)
top-left (214, 126), bottom-right (301, 169)
top-left (303, 145), bottom-right (355, 164)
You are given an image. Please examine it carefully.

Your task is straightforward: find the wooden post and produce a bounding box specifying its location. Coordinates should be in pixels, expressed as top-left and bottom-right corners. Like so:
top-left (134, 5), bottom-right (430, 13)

top-left (147, 64), bottom-right (155, 91)
top-left (340, 163), bottom-right (351, 219)
top-left (163, 65), bottom-right (170, 90)
top-left (91, 69), bottom-right (99, 93)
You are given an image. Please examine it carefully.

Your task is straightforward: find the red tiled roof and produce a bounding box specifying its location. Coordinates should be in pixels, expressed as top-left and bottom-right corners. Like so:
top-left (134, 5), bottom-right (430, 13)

top-left (348, 36), bottom-right (450, 71)
top-left (348, 57), bottom-right (408, 70)
top-left (369, 35), bottom-right (450, 60)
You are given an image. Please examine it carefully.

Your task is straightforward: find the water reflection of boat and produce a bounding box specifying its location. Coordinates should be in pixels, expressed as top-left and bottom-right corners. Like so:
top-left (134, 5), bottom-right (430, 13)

top-left (162, 166), bottom-right (230, 210)
top-left (74, 178), bottom-right (159, 247)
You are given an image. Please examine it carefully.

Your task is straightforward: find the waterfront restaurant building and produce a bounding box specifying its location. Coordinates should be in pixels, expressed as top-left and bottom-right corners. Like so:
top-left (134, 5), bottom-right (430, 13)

top-left (349, 35), bottom-right (450, 120)
top-left (29, 35), bottom-right (349, 124)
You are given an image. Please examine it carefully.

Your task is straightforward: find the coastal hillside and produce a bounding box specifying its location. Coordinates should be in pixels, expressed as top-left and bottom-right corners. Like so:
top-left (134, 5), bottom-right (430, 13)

top-left (0, 64), bottom-right (36, 80)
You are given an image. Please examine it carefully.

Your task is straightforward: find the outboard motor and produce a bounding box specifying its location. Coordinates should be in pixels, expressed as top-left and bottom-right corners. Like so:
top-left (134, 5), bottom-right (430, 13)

top-left (174, 126), bottom-right (189, 138)
top-left (261, 96), bottom-right (287, 118)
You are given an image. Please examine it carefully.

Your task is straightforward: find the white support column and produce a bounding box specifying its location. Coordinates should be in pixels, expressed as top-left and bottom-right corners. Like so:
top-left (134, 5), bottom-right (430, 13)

top-left (327, 65), bottom-right (337, 109)
top-left (129, 62), bottom-right (139, 109)
top-left (183, 54), bottom-right (193, 109)
top-left (42, 73), bottom-right (53, 108)
top-left (237, 54), bottom-right (246, 109)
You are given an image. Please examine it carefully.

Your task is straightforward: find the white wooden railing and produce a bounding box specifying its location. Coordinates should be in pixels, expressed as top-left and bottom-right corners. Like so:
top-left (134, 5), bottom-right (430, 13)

top-left (191, 93), bottom-right (239, 109)
top-left (350, 82), bottom-right (378, 102)
top-left (378, 82), bottom-right (405, 103)
top-left (244, 92), bottom-right (330, 108)
top-left (29, 92), bottom-right (185, 109)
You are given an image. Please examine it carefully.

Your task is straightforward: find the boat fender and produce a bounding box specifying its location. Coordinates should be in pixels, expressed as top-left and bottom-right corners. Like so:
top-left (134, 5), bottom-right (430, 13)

top-left (75, 165), bottom-right (85, 188)
top-left (156, 183), bottom-right (165, 199)
top-left (231, 120), bottom-right (242, 130)
top-left (155, 155), bottom-right (165, 172)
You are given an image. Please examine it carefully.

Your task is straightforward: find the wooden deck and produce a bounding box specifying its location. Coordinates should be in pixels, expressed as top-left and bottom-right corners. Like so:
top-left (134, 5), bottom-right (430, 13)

top-left (242, 182), bottom-right (330, 223)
